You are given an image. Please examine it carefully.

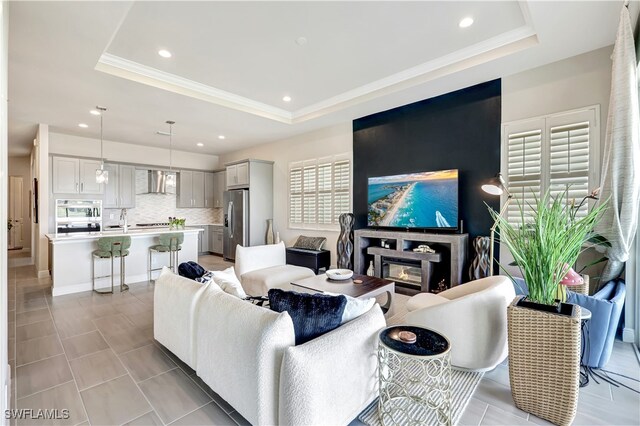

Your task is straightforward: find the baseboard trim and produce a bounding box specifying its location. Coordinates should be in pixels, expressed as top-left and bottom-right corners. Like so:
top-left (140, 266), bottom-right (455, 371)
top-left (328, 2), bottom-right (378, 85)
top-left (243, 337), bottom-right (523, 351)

top-left (622, 327), bottom-right (636, 343)
top-left (37, 270), bottom-right (50, 279)
top-left (52, 273), bottom-right (151, 297)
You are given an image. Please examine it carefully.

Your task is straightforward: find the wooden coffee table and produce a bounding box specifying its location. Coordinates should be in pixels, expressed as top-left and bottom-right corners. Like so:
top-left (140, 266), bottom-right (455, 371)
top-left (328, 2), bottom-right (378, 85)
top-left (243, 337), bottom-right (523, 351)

top-left (291, 274), bottom-right (395, 313)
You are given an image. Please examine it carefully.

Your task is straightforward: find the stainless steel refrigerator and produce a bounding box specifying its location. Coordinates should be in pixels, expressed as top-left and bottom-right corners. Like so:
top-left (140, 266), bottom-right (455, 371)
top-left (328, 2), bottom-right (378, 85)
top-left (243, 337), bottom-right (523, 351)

top-left (223, 189), bottom-right (249, 260)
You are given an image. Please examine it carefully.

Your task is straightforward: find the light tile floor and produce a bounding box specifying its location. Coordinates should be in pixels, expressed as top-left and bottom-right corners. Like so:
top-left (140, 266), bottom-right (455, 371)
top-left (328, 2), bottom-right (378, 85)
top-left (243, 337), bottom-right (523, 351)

top-left (7, 253), bottom-right (640, 425)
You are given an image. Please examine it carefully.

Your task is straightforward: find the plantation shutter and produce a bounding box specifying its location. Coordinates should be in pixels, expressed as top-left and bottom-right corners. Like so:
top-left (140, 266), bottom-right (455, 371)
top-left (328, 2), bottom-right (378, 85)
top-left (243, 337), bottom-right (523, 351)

top-left (333, 159), bottom-right (351, 223)
top-left (317, 162), bottom-right (333, 224)
top-left (548, 122), bottom-right (590, 219)
top-left (289, 165), bottom-right (303, 224)
top-left (506, 129), bottom-right (542, 224)
top-left (288, 154), bottom-right (351, 228)
top-left (303, 164), bottom-right (317, 224)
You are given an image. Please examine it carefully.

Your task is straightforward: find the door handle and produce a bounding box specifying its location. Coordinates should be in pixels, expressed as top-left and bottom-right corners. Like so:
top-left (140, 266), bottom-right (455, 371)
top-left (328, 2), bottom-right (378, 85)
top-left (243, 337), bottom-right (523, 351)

top-left (81, 182), bottom-right (84, 192)
top-left (76, 182), bottom-right (79, 192)
top-left (228, 201), bottom-right (234, 239)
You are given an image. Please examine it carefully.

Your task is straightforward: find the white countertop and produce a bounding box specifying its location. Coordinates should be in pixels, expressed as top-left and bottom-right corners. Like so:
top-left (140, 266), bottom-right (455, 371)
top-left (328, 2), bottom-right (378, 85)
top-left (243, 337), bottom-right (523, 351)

top-left (46, 227), bottom-right (203, 243)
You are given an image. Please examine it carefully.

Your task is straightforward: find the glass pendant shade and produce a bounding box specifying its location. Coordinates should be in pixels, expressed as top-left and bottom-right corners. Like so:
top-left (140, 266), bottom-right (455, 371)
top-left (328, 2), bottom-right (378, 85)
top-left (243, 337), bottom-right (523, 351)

top-left (95, 105), bottom-right (108, 184)
top-left (96, 168), bottom-right (109, 184)
top-left (165, 173), bottom-right (176, 188)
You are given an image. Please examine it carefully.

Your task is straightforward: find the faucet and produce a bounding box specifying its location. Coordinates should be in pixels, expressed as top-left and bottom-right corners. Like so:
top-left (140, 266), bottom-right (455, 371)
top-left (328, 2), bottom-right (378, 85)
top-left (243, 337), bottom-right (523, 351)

top-left (120, 208), bottom-right (128, 233)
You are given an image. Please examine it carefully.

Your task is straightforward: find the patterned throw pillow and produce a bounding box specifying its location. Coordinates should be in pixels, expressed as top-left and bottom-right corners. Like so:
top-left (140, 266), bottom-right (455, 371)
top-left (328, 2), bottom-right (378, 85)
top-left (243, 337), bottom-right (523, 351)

top-left (268, 289), bottom-right (347, 345)
top-left (292, 235), bottom-right (327, 251)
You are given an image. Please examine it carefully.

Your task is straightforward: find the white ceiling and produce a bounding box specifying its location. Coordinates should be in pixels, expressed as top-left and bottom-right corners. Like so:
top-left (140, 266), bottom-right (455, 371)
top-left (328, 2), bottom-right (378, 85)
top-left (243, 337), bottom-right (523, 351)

top-left (8, 1), bottom-right (633, 157)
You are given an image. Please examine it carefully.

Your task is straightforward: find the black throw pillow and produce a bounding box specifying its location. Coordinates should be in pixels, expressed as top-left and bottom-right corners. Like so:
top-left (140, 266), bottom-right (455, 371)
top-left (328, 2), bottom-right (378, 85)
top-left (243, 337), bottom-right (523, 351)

top-left (178, 261), bottom-right (206, 280)
top-left (268, 289), bottom-right (347, 345)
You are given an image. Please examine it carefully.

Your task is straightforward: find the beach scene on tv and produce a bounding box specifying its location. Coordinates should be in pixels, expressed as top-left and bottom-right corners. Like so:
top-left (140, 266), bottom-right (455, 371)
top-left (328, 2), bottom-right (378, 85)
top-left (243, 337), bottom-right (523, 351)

top-left (368, 169), bottom-right (458, 228)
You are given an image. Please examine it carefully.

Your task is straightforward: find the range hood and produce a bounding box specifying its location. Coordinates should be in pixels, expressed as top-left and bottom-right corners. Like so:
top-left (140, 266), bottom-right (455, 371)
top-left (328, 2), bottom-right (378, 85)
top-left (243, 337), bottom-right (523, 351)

top-left (147, 170), bottom-right (176, 194)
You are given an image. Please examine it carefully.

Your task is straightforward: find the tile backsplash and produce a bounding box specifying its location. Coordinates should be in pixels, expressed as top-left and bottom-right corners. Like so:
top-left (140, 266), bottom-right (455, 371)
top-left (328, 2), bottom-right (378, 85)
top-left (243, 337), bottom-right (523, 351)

top-left (104, 170), bottom-right (223, 226)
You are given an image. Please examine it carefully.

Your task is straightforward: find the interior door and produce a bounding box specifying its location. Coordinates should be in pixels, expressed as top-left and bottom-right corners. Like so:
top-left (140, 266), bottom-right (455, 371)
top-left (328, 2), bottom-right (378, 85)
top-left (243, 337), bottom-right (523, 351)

top-left (9, 176), bottom-right (23, 249)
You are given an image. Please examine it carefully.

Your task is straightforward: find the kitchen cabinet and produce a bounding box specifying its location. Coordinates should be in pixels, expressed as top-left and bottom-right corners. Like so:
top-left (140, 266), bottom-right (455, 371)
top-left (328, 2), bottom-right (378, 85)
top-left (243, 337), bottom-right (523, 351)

top-left (211, 226), bottom-right (223, 254)
top-left (79, 160), bottom-right (103, 194)
top-left (177, 171), bottom-right (193, 208)
top-left (192, 171), bottom-right (205, 208)
top-left (198, 226), bottom-right (210, 254)
top-left (178, 170), bottom-right (205, 208)
top-left (204, 173), bottom-right (215, 208)
top-left (226, 162), bottom-right (250, 189)
top-left (205, 171), bottom-right (225, 208)
top-left (103, 164), bottom-right (136, 209)
top-left (52, 156), bottom-right (104, 194)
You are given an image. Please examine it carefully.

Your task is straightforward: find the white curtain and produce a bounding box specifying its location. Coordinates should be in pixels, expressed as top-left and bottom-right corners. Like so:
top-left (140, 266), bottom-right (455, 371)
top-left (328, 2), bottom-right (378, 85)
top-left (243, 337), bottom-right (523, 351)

top-left (596, 4), bottom-right (640, 283)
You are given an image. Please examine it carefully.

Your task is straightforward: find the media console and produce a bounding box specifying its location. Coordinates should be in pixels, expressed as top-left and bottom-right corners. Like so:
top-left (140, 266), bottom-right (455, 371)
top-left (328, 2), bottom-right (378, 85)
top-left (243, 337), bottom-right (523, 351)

top-left (354, 229), bottom-right (468, 293)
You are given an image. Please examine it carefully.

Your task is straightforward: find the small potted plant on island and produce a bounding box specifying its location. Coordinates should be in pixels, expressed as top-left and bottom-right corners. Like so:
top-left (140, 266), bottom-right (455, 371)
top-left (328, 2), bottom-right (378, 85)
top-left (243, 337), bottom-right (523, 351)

top-left (489, 188), bottom-right (606, 426)
top-left (169, 217), bottom-right (186, 230)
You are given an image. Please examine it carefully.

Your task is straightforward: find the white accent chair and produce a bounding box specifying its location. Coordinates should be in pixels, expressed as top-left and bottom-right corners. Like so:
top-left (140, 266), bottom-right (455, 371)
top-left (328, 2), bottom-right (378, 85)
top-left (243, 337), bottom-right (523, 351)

top-left (404, 275), bottom-right (515, 371)
top-left (235, 242), bottom-right (315, 296)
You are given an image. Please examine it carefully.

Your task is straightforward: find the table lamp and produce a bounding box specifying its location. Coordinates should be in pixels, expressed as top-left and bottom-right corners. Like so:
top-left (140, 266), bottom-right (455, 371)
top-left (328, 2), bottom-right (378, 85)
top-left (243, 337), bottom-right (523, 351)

top-left (481, 173), bottom-right (512, 275)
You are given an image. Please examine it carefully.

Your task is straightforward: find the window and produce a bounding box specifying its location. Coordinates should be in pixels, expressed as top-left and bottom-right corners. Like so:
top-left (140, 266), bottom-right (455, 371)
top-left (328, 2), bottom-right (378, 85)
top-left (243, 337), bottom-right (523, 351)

top-left (289, 155), bottom-right (351, 229)
top-left (502, 107), bottom-right (599, 225)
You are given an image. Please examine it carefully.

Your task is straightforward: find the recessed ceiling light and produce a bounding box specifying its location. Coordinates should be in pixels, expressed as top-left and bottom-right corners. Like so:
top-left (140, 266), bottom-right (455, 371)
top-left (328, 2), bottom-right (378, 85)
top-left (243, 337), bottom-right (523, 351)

top-left (89, 109), bottom-right (101, 116)
top-left (78, 123), bottom-right (88, 128)
top-left (197, 143), bottom-right (204, 147)
top-left (459, 17), bottom-right (474, 28)
top-left (218, 135), bottom-right (225, 140)
top-left (282, 96), bottom-right (292, 102)
top-left (158, 49), bottom-right (172, 58)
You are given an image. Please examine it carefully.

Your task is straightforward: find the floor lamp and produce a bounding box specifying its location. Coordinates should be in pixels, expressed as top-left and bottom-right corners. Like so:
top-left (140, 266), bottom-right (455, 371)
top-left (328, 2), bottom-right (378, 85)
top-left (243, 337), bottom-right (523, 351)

top-left (481, 173), bottom-right (512, 276)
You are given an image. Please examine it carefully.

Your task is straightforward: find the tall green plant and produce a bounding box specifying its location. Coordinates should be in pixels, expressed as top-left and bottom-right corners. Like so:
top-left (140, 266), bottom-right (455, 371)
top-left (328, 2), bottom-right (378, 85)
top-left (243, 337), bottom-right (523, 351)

top-left (489, 189), bottom-right (607, 305)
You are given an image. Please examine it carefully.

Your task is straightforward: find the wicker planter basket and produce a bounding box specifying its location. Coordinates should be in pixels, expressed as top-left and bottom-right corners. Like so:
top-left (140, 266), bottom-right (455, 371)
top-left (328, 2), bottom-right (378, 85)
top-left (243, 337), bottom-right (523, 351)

top-left (507, 296), bottom-right (581, 426)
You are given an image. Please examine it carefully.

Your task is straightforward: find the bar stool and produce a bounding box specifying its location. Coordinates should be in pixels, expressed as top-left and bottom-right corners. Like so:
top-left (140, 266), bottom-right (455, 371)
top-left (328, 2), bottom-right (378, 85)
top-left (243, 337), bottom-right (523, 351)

top-left (92, 236), bottom-right (131, 294)
top-left (148, 232), bottom-right (184, 282)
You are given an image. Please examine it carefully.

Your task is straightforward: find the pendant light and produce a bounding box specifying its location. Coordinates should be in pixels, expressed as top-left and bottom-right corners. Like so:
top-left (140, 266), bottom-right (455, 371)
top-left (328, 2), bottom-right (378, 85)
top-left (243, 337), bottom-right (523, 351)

top-left (95, 106), bottom-right (109, 184)
top-left (165, 120), bottom-right (176, 187)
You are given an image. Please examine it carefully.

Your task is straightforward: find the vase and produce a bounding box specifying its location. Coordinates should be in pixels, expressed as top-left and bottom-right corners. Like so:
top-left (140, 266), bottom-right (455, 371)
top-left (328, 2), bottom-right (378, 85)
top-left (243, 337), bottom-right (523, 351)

top-left (337, 213), bottom-right (355, 270)
top-left (275, 231), bottom-right (281, 244)
top-left (469, 236), bottom-right (491, 280)
top-left (507, 296), bottom-right (581, 426)
top-left (266, 219), bottom-right (274, 244)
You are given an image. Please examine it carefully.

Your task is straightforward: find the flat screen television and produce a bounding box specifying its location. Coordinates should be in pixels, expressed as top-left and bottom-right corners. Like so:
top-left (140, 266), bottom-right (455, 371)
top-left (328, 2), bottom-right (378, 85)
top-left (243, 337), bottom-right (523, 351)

top-left (367, 169), bottom-right (459, 230)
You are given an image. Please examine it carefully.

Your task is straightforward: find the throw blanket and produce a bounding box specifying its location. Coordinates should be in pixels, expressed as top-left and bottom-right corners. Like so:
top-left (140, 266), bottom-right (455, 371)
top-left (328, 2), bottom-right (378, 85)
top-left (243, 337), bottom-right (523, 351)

top-left (596, 4), bottom-right (640, 283)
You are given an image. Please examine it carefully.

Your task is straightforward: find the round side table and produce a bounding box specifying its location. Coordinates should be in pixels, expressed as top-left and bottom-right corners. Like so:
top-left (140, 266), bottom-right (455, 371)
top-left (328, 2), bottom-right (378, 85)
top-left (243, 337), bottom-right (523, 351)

top-left (377, 325), bottom-right (452, 426)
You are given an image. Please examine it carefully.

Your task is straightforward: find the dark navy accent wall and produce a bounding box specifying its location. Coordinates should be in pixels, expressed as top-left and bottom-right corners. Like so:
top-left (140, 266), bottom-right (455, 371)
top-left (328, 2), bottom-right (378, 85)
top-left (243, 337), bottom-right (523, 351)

top-left (352, 79), bottom-right (502, 244)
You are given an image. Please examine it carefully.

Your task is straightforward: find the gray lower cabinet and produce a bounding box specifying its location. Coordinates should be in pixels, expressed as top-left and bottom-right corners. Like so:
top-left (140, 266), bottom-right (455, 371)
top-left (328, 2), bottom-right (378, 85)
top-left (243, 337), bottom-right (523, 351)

top-left (211, 226), bottom-right (223, 254)
top-left (198, 226), bottom-right (210, 254)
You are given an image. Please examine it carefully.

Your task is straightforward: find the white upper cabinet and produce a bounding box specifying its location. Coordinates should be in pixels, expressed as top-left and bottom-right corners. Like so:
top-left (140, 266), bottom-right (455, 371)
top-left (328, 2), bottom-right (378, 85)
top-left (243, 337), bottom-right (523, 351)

top-left (118, 165), bottom-right (136, 208)
top-left (52, 156), bottom-right (104, 195)
top-left (52, 156), bottom-right (79, 194)
top-left (103, 163), bottom-right (119, 208)
top-left (226, 161), bottom-right (250, 189)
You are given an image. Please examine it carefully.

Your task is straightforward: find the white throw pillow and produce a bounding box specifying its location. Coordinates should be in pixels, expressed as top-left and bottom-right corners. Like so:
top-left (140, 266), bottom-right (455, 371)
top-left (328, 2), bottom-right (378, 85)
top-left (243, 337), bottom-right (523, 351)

top-left (324, 292), bottom-right (375, 324)
top-left (211, 267), bottom-right (247, 299)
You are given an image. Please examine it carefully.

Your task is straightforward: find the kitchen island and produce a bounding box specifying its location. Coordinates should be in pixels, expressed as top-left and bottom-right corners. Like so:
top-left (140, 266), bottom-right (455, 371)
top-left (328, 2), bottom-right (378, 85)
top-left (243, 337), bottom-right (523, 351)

top-left (46, 227), bottom-right (201, 296)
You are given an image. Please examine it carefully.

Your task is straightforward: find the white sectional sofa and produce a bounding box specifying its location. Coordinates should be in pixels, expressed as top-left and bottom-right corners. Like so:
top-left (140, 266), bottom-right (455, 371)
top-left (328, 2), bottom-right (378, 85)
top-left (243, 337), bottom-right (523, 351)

top-left (154, 267), bottom-right (385, 425)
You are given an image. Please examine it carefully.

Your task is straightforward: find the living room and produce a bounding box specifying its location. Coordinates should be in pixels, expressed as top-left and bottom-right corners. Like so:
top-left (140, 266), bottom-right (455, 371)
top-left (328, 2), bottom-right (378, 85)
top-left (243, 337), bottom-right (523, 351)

top-left (2, 1), bottom-right (640, 426)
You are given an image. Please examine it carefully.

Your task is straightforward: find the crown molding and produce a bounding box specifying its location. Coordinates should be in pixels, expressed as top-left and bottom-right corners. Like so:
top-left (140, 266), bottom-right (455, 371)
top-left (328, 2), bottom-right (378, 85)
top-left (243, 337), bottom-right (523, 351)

top-left (96, 22), bottom-right (538, 126)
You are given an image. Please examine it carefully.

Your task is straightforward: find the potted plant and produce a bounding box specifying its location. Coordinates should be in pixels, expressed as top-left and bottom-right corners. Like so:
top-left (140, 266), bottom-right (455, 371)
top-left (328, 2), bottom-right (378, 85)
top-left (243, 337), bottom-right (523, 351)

top-left (169, 217), bottom-right (186, 230)
top-left (489, 188), bottom-right (606, 426)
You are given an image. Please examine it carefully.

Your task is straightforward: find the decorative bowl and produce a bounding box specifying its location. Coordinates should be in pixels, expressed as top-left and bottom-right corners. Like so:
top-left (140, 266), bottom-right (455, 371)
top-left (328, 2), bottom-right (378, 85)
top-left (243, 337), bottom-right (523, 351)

top-left (325, 269), bottom-right (354, 281)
